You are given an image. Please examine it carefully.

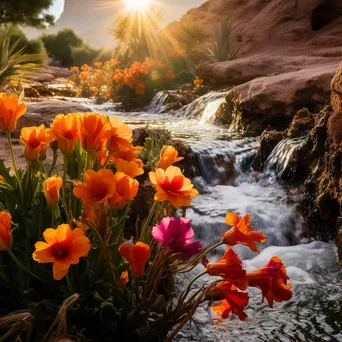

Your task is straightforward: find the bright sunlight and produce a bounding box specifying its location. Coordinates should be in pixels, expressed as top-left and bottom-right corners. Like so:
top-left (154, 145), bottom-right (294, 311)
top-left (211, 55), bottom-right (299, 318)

top-left (125, 0), bottom-right (152, 10)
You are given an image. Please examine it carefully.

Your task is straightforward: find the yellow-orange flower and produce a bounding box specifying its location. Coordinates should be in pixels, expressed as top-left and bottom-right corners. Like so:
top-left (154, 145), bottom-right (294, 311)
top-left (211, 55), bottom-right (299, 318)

top-left (20, 125), bottom-right (53, 161)
top-left (32, 224), bottom-right (91, 280)
top-left (114, 158), bottom-right (144, 178)
top-left (106, 116), bottom-right (133, 153)
top-left (109, 172), bottom-right (139, 209)
top-left (43, 176), bottom-right (63, 207)
top-left (157, 146), bottom-right (183, 170)
top-left (78, 113), bottom-right (109, 152)
top-left (222, 213), bottom-right (266, 253)
top-left (73, 169), bottom-right (116, 205)
top-left (0, 93), bottom-right (26, 133)
top-left (0, 211), bottom-right (12, 251)
top-left (149, 166), bottom-right (198, 208)
top-left (50, 114), bottom-right (80, 154)
top-left (118, 242), bottom-right (151, 278)
top-left (0, 175), bottom-right (4, 182)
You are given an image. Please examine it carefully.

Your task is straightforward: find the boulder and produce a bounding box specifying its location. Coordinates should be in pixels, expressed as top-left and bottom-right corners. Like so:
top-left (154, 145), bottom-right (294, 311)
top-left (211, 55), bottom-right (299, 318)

top-left (286, 108), bottom-right (316, 138)
top-left (229, 62), bottom-right (339, 133)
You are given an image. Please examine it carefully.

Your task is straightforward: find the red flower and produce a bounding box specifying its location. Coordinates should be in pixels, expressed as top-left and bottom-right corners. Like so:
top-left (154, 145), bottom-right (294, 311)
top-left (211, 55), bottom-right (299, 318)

top-left (209, 282), bottom-right (249, 321)
top-left (247, 256), bottom-right (292, 307)
top-left (207, 247), bottom-right (248, 290)
top-left (222, 213), bottom-right (266, 252)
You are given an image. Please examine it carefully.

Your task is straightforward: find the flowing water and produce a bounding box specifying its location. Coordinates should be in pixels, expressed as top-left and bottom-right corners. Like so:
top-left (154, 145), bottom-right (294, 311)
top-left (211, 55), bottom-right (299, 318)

top-left (82, 92), bottom-right (341, 341)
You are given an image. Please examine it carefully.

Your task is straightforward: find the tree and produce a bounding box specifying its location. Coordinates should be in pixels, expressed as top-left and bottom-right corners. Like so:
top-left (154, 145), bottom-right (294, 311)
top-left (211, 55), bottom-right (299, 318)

top-left (41, 29), bottom-right (83, 67)
top-left (0, 0), bottom-right (54, 29)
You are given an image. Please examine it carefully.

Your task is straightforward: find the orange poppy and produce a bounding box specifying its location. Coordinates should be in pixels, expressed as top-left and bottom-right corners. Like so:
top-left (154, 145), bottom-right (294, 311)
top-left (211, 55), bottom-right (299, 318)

top-left (210, 283), bottom-right (249, 321)
top-left (222, 213), bottom-right (266, 253)
top-left (247, 256), bottom-right (292, 308)
top-left (109, 172), bottom-right (139, 209)
top-left (0, 211), bottom-right (12, 251)
top-left (20, 125), bottom-right (53, 161)
top-left (111, 146), bottom-right (142, 163)
top-left (106, 116), bottom-right (133, 153)
top-left (135, 82), bottom-right (145, 95)
top-left (32, 224), bottom-right (91, 280)
top-left (149, 166), bottom-right (198, 208)
top-left (207, 247), bottom-right (248, 290)
top-left (78, 113), bottom-right (109, 152)
top-left (43, 176), bottom-right (63, 207)
top-left (120, 271), bottom-right (129, 287)
top-left (0, 175), bottom-right (4, 182)
top-left (73, 169), bottom-right (116, 205)
top-left (118, 242), bottom-right (151, 278)
top-left (157, 146), bottom-right (184, 170)
top-left (0, 93), bottom-right (26, 133)
top-left (194, 78), bottom-right (203, 88)
top-left (50, 114), bottom-right (80, 154)
top-left (114, 158), bottom-right (144, 178)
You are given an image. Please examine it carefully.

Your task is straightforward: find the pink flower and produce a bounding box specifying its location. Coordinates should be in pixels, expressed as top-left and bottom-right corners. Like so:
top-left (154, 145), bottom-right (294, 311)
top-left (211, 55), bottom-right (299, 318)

top-left (152, 217), bottom-right (202, 260)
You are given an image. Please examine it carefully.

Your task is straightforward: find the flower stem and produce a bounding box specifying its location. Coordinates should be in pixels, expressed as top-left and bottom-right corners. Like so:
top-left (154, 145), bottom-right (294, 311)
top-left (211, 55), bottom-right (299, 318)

top-left (140, 201), bottom-right (158, 242)
top-left (102, 152), bottom-right (112, 168)
top-left (7, 249), bottom-right (42, 282)
top-left (6, 132), bottom-right (24, 203)
top-left (186, 270), bottom-right (208, 294)
top-left (66, 273), bottom-right (74, 294)
top-left (48, 149), bottom-right (58, 176)
top-left (61, 155), bottom-right (69, 215)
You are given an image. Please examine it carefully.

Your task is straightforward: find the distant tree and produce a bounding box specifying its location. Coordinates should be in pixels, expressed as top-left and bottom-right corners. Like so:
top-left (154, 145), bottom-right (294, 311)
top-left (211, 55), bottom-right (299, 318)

top-left (71, 45), bottom-right (113, 67)
top-left (0, 0), bottom-right (54, 29)
top-left (41, 29), bottom-right (83, 67)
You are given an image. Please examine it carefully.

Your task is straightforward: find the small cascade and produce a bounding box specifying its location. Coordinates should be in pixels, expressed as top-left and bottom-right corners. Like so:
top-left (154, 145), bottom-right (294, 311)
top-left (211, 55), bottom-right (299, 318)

top-left (262, 137), bottom-right (304, 182)
top-left (147, 91), bottom-right (172, 113)
top-left (178, 91), bottom-right (227, 120)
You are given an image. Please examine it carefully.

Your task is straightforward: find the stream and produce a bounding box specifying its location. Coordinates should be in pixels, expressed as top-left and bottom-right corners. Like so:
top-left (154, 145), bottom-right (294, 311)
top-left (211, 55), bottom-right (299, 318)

top-left (76, 92), bottom-right (342, 341)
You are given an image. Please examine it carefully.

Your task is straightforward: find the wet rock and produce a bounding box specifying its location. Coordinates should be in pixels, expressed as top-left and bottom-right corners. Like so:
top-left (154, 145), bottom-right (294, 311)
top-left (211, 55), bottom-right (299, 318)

top-left (23, 85), bottom-right (40, 98)
top-left (259, 130), bottom-right (286, 164)
top-left (191, 176), bottom-right (211, 195)
top-left (286, 108), bottom-right (316, 138)
top-left (132, 128), bottom-right (149, 147)
top-left (172, 140), bottom-right (200, 179)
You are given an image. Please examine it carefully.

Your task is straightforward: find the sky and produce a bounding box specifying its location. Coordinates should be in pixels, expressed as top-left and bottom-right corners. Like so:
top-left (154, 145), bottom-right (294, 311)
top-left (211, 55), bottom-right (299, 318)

top-left (49, 0), bottom-right (65, 21)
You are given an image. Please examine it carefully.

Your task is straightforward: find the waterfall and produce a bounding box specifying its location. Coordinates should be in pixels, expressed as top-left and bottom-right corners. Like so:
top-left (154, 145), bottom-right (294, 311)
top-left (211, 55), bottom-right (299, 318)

top-left (262, 137), bottom-right (304, 182)
top-left (147, 91), bottom-right (172, 113)
top-left (177, 91), bottom-right (227, 121)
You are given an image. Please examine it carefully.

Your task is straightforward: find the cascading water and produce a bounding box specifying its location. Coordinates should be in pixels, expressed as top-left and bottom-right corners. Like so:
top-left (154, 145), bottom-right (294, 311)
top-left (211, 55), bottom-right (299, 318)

top-left (87, 91), bottom-right (341, 341)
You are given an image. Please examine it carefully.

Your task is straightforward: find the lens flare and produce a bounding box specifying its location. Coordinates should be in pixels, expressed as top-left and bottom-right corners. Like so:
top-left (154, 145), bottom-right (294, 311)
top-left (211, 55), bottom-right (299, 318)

top-left (125, 0), bottom-right (152, 10)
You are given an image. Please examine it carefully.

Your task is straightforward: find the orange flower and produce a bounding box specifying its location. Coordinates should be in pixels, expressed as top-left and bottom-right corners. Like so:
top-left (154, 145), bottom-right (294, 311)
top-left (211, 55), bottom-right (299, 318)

top-left (0, 211), bottom-right (12, 251)
top-left (71, 66), bottom-right (79, 72)
top-left (194, 78), bottom-right (203, 88)
top-left (0, 93), bottom-right (26, 133)
top-left (0, 175), bottom-right (4, 182)
top-left (32, 224), bottom-right (91, 280)
top-left (73, 169), bottom-right (116, 205)
top-left (109, 172), bottom-right (139, 209)
top-left (207, 248), bottom-right (248, 290)
top-left (222, 213), bottom-right (266, 252)
top-left (247, 256), bottom-right (292, 308)
top-left (120, 271), bottom-right (129, 287)
top-left (20, 125), bottom-right (53, 161)
top-left (50, 114), bottom-right (80, 154)
top-left (78, 113), bottom-right (109, 152)
top-left (43, 176), bottom-right (63, 207)
top-left (149, 166), bottom-right (198, 208)
top-left (106, 116), bottom-right (133, 152)
top-left (210, 283), bottom-right (249, 321)
top-left (157, 146), bottom-right (183, 170)
top-left (118, 242), bottom-right (151, 278)
top-left (114, 158), bottom-right (144, 178)
top-left (135, 82), bottom-right (145, 95)
top-left (112, 146), bottom-right (142, 163)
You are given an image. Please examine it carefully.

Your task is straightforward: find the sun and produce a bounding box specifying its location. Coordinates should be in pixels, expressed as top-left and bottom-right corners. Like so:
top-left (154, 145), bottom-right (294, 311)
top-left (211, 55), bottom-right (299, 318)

top-left (125, 0), bottom-right (152, 10)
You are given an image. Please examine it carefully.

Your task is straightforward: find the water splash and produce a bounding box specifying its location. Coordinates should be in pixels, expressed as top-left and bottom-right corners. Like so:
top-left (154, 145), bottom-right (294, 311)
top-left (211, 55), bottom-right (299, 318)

top-left (147, 91), bottom-right (174, 113)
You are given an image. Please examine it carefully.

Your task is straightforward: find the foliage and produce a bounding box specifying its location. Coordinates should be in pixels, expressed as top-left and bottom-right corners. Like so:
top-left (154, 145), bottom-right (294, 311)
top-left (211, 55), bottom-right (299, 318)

top-left (0, 94), bottom-right (293, 341)
top-left (71, 45), bottom-right (113, 68)
top-left (10, 27), bottom-right (47, 65)
top-left (207, 19), bottom-right (239, 62)
top-left (41, 29), bottom-right (83, 67)
top-left (0, 0), bottom-right (54, 28)
top-left (0, 25), bottom-right (44, 90)
top-left (69, 58), bottom-right (176, 107)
